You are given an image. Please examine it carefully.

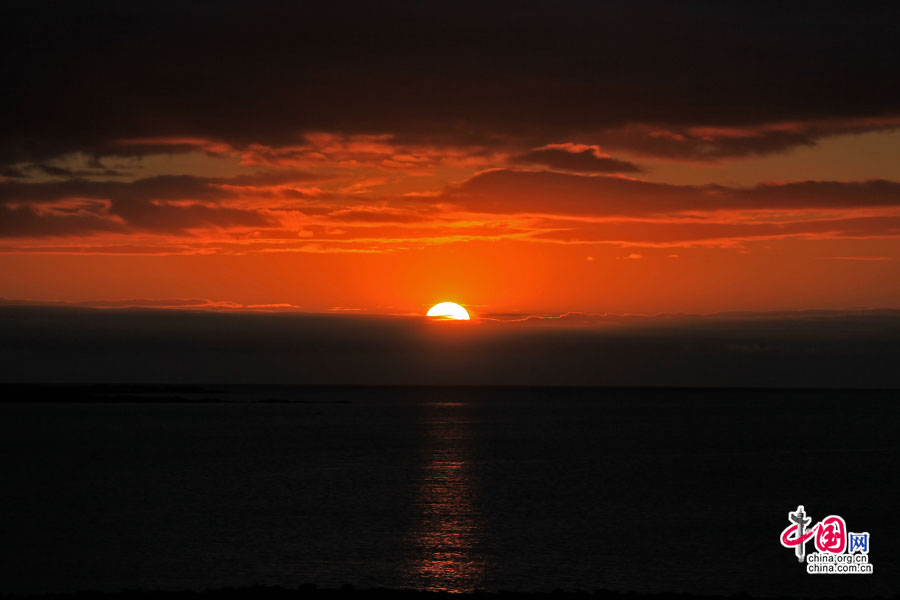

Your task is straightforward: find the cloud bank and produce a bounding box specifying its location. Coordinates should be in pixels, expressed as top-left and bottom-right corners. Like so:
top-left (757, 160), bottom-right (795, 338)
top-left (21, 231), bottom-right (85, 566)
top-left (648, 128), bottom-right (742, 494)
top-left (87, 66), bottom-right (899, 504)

top-left (3, 2), bottom-right (900, 167)
top-left (1, 305), bottom-right (898, 388)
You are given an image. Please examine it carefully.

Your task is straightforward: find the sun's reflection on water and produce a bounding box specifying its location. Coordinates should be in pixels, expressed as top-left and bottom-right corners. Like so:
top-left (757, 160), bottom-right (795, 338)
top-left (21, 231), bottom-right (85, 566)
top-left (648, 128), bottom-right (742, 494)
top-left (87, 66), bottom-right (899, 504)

top-left (406, 401), bottom-right (485, 592)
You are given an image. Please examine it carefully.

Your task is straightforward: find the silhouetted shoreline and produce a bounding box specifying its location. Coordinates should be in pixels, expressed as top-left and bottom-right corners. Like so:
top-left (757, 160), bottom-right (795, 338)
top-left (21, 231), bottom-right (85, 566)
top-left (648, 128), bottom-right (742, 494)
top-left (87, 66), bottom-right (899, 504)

top-left (1, 586), bottom-right (896, 600)
top-left (1, 383), bottom-right (898, 404)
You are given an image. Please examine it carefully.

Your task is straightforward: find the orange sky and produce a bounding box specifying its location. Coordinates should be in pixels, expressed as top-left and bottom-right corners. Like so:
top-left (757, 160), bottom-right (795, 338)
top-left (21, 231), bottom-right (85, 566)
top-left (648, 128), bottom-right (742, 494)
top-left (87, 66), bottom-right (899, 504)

top-left (3, 4), bottom-right (900, 316)
top-left (2, 129), bottom-right (899, 316)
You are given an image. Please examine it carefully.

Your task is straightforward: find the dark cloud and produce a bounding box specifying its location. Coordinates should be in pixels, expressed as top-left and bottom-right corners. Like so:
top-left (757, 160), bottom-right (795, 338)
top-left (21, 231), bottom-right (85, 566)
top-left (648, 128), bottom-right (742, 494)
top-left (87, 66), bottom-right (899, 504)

top-left (591, 118), bottom-right (900, 160)
top-left (2, 2), bottom-right (900, 165)
top-left (0, 163), bottom-right (126, 179)
top-left (0, 172), bottom-right (317, 204)
top-left (731, 179), bottom-right (900, 207)
top-left (7, 168), bottom-right (900, 240)
top-left (1, 305), bottom-right (898, 387)
top-left (609, 128), bottom-right (819, 160)
top-left (535, 215), bottom-right (900, 244)
top-left (443, 170), bottom-right (900, 216)
top-left (0, 166), bottom-right (27, 178)
top-left (0, 173), bottom-right (294, 236)
top-left (509, 148), bottom-right (642, 173)
top-left (0, 205), bottom-right (123, 237)
top-left (221, 171), bottom-right (323, 187)
top-left (112, 200), bottom-right (273, 233)
top-left (34, 164), bottom-right (126, 178)
top-left (0, 297), bottom-right (304, 310)
top-left (443, 170), bottom-right (703, 215)
top-left (325, 209), bottom-right (425, 223)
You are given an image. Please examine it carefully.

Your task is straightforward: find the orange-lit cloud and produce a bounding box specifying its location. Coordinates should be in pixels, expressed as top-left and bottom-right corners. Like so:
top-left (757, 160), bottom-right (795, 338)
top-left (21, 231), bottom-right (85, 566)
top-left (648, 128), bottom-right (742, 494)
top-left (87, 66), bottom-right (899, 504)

top-left (534, 215), bottom-right (900, 246)
top-left (584, 116), bottom-right (900, 161)
top-left (442, 170), bottom-right (900, 216)
top-left (3, 3), bottom-right (900, 314)
top-left (3, 166), bottom-right (900, 255)
top-left (508, 145), bottom-right (643, 173)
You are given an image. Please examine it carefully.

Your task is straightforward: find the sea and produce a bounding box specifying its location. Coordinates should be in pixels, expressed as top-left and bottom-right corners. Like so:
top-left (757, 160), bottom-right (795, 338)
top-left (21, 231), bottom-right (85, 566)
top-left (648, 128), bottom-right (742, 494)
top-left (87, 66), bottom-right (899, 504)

top-left (0, 386), bottom-right (897, 597)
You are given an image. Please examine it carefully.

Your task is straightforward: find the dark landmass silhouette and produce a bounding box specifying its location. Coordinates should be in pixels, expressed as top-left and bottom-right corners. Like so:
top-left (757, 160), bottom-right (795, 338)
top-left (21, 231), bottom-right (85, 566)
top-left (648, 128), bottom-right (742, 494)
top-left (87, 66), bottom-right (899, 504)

top-left (1, 586), bottom-right (897, 600)
top-left (2, 383), bottom-right (899, 404)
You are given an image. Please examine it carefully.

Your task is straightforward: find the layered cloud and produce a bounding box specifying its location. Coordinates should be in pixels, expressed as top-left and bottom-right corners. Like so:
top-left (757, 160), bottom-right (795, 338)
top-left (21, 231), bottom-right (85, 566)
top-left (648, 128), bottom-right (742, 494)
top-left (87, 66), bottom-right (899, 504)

top-left (3, 3), bottom-right (900, 167)
top-left (508, 145), bottom-right (642, 173)
top-left (441, 170), bottom-right (900, 216)
top-left (1, 2), bottom-right (899, 264)
top-left (534, 215), bottom-right (900, 246)
top-left (0, 297), bottom-right (305, 311)
top-left (3, 305), bottom-right (900, 387)
top-left (3, 163), bottom-right (900, 251)
top-left (0, 172), bottom-right (323, 237)
top-left (584, 117), bottom-right (900, 161)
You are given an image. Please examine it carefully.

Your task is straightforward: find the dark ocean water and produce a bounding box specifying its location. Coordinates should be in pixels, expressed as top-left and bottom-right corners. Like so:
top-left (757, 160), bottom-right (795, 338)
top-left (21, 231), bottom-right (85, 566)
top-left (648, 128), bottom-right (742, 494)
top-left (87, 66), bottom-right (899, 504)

top-left (0, 387), bottom-right (897, 596)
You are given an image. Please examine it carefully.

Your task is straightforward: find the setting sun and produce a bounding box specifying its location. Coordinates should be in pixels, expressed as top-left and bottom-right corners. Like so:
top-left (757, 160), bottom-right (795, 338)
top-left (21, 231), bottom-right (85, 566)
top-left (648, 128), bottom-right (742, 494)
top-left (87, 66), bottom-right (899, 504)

top-left (3, 4), bottom-right (899, 598)
top-left (426, 302), bottom-right (470, 320)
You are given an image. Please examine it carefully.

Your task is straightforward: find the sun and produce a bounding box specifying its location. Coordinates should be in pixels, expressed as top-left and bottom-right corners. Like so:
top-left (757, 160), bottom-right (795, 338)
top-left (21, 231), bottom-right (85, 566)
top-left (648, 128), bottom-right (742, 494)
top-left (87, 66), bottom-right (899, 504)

top-left (426, 302), bottom-right (470, 320)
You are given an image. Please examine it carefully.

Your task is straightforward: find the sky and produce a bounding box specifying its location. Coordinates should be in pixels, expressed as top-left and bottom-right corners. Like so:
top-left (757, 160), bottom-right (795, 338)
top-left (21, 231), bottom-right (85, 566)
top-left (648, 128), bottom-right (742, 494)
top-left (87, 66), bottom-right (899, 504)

top-left (2, 1), bottom-right (900, 316)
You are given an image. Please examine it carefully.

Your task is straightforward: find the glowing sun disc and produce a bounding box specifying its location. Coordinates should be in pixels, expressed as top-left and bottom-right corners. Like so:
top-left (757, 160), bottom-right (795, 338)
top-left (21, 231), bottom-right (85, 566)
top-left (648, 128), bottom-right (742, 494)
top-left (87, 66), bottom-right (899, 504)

top-left (426, 302), bottom-right (470, 320)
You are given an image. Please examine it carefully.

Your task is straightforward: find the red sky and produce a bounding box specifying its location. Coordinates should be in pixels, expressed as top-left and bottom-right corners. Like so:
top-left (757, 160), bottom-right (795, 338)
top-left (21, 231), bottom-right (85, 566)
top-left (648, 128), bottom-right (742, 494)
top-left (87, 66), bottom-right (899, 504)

top-left (2, 4), bottom-right (899, 316)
